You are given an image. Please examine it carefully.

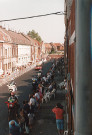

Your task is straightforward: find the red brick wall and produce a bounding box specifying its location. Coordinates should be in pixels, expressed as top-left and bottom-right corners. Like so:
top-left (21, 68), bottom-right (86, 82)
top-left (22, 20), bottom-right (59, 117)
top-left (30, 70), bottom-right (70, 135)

top-left (68, 43), bottom-right (75, 134)
top-left (0, 45), bottom-right (1, 69)
top-left (68, 44), bottom-right (75, 89)
top-left (0, 43), bottom-right (3, 69)
top-left (67, 0), bottom-right (75, 134)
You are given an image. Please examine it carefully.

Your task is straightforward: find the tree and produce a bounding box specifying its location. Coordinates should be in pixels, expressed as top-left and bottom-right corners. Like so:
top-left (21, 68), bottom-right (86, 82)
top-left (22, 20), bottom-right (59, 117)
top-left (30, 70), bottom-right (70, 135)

top-left (27, 30), bottom-right (42, 42)
top-left (50, 47), bottom-right (56, 54)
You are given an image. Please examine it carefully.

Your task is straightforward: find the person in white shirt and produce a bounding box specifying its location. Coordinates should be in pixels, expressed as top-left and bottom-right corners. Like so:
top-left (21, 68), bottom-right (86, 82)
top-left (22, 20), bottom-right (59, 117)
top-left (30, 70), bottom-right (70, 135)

top-left (34, 90), bottom-right (41, 110)
top-left (42, 76), bottom-right (47, 82)
top-left (34, 90), bottom-right (40, 101)
top-left (29, 94), bottom-right (36, 109)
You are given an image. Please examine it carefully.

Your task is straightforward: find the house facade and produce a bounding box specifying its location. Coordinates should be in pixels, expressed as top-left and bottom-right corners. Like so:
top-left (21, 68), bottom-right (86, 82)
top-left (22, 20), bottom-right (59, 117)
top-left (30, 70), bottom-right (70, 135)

top-left (0, 27), bottom-right (18, 75)
top-left (0, 42), bottom-right (3, 75)
top-left (51, 43), bottom-right (64, 56)
top-left (51, 43), bottom-right (64, 52)
top-left (12, 44), bottom-right (18, 71)
top-left (44, 43), bottom-right (52, 54)
top-left (41, 42), bottom-right (48, 61)
top-left (17, 45), bottom-right (30, 67)
top-left (3, 43), bottom-right (12, 74)
top-left (0, 26), bottom-right (41, 76)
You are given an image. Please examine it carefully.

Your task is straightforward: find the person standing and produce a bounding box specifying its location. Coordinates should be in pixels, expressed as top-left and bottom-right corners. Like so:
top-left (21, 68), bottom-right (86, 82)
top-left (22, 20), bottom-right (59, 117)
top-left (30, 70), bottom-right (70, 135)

top-left (52, 103), bottom-right (64, 135)
top-left (9, 120), bottom-right (21, 135)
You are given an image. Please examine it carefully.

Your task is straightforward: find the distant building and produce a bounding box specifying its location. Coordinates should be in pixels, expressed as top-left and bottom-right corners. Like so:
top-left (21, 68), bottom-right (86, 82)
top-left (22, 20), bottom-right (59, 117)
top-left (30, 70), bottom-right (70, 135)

top-left (41, 41), bottom-right (46, 60)
top-left (51, 43), bottom-right (64, 56)
top-left (44, 43), bottom-right (52, 54)
top-left (51, 43), bottom-right (64, 51)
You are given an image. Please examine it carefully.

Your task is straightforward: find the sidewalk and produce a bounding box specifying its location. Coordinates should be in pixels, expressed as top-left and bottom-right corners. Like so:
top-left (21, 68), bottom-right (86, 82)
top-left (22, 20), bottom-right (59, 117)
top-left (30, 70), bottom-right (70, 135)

top-left (30, 71), bottom-right (67, 135)
top-left (0, 63), bottom-right (36, 87)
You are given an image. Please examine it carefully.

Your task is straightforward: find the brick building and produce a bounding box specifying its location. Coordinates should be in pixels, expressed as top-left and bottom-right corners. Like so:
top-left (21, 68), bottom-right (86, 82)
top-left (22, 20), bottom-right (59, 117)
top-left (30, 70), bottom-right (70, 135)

top-left (44, 43), bottom-right (52, 54)
top-left (51, 43), bottom-right (64, 52)
top-left (0, 42), bottom-right (3, 75)
top-left (0, 27), bottom-right (18, 75)
top-left (64, 1), bottom-right (92, 135)
top-left (0, 26), bottom-right (41, 76)
top-left (64, 0), bottom-right (75, 134)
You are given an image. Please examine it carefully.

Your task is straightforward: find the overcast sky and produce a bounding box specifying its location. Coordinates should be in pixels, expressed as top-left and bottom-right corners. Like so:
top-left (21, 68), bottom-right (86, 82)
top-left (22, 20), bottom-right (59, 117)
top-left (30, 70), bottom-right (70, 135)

top-left (0, 0), bottom-right (65, 43)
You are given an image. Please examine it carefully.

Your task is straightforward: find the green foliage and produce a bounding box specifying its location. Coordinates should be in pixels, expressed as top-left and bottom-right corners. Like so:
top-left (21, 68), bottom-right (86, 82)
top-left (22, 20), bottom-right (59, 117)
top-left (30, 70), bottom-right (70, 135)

top-left (27, 30), bottom-right (42, 42)
top-left (49, 47), bottom-right (56, 54)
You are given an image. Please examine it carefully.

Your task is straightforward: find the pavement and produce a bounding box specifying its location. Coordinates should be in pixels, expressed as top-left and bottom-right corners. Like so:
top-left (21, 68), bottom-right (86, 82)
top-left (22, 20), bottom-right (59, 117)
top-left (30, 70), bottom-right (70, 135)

top-left (30, 68), bottom-right (67, 135)
top-left (0, 64), bottom-right (36, 87)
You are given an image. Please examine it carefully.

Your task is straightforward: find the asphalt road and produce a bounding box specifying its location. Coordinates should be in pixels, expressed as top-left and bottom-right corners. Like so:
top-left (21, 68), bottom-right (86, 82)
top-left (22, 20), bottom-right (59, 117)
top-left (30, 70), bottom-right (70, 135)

top-left (0, 61), bottom-right (52, 135)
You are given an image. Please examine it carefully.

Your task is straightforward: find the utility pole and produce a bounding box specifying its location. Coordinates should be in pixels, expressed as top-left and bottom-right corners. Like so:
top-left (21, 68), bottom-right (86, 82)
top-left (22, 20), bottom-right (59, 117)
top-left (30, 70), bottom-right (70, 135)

top-left (75, 0), bottom-right (92, 135)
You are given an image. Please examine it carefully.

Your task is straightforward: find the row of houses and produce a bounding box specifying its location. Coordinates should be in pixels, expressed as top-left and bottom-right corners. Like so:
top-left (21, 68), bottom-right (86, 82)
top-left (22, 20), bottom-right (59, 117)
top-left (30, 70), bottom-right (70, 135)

top-left (0, 26), bottom-right (64, 76)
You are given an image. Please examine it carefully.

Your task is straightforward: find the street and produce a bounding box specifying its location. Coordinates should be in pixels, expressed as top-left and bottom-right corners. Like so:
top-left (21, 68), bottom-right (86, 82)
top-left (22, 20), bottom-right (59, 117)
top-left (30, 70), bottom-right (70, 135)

top-left (0, 61), bottom-right (52, 135)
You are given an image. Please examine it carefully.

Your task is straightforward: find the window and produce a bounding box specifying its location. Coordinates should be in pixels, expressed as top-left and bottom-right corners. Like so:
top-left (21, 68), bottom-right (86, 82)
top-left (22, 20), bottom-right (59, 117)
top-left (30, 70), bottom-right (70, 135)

top-left (57, 46), bottom-right (60, 50)
top-left (5, 49), bottom-right (7, 57)
top-left (1, 47), bottom-right (2, 56)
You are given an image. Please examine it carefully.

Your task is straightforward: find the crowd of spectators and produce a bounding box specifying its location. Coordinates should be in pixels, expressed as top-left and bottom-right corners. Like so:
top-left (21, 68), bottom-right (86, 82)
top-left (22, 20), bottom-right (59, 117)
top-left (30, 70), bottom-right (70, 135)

top-left (8, 58), bottom-right (64, 135)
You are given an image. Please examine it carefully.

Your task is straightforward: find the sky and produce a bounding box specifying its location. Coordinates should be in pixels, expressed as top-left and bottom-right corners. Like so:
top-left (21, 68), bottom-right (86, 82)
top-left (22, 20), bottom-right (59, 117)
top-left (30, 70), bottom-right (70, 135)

top-left (0, 0), bottom-right (65, 43)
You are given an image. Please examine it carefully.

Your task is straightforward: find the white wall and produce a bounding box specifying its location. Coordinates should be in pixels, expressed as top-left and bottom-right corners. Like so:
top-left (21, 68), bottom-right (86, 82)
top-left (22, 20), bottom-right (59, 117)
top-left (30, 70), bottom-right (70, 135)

top-left (3, 43), bottom-right (12, 74)
top-left (18, 45), bottom-right (31, 66)
top-left (42, 42), bottom-right (45, 54)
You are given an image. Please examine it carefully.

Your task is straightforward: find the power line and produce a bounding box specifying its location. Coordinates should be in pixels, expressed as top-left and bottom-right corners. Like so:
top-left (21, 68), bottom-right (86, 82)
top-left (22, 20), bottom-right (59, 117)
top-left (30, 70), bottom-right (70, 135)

top-left (0, 11), bottom-right (65, 22)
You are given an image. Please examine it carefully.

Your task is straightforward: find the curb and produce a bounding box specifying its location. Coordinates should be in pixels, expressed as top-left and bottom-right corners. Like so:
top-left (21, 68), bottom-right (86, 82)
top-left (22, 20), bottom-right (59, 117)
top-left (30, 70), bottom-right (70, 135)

top-left (0, 64), bottom-right (36, 87)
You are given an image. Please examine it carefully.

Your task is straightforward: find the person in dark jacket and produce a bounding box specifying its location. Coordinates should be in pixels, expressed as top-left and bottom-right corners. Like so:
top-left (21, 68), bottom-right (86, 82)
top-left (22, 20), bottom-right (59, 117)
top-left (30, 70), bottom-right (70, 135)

top-left (23, 100), bottom-right (30, 114)
top-left (19, 108), bottom-right (30, 135)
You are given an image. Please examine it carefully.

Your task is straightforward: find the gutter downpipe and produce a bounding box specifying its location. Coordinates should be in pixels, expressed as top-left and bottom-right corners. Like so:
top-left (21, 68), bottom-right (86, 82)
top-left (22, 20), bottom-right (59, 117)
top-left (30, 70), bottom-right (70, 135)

top-left (75, 0), bottom-right (92, 135)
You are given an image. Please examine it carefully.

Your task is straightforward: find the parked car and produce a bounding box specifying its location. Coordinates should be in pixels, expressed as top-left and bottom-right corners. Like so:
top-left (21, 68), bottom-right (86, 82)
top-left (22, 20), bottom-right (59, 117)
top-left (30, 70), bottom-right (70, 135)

top-left (35, 64), bottom-right (42, 70)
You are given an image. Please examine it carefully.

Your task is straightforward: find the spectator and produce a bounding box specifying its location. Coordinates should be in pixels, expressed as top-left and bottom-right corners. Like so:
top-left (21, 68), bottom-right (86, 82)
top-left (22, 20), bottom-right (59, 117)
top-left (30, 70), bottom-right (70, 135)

top-left (23, 100), bottom-right (30, 115)
top-left (48, 83), bottom-right (53, 92)
top-left (52, 103), bottom-right (64, 135)
top-left (53, 81), bottom-right (57, 89)
top-left (38, 88), bottom-right (43, 103)
top-left (34, 90), bottom-right (41, 109)
top-left (17, 109), bottom-right (25, 134)
top-left (23, 100), bottom-right (34, 130)
top-left (42, 75), bottom-right (47, 83)
top-left (29, 94), bottom-right (36, 113)
top-left (38, 83), bottom-right (42, 93)
top-left (23, 110), bottom-right (30, 135)
top-left (41, 82), bottom-right (45, 94)
top-left (34, 90), bottom-right (40, 103)
top-left (19, 108), bottom-right (29, 135)
top-left (9, 120), bottom-right (21, 135)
